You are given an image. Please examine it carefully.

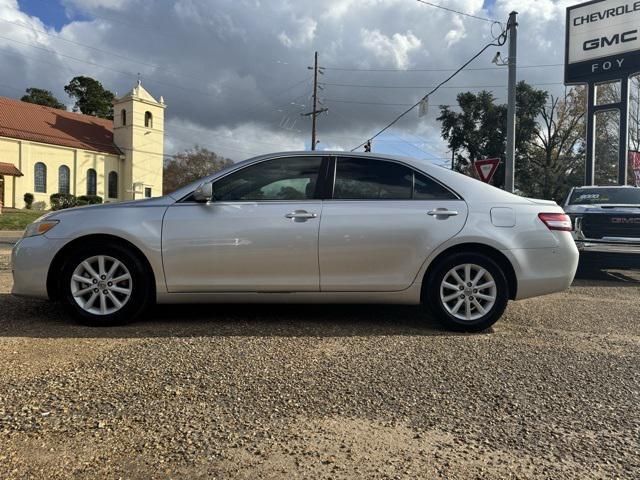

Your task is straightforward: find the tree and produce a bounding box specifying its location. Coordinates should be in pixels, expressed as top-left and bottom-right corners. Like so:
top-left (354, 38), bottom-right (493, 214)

top-left (163, 146), bottom-right (233, 194)
top-left (517, 90), bottom-right (585, 201)
top-left (437, 81), bottom-right (548, 188)
top-left (64, 76), bottom-right (115, 119)
top-left (21, 88), bottom-right (66, 110)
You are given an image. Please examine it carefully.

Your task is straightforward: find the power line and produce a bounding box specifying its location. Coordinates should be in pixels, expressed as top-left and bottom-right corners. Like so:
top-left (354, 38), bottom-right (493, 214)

top-left (350, 24), bottom-right (508, 151)
top-left (327, 98), bottom-right (415, 107)
top-left (0, 34), bottom-right (214, 97)
top-left (321, 63), bottom-right (564, 72)
top-left (325, 97), bottom-right (560, 109)
top-left (322, 81), bottom-right (564, 90)
top-left (0, 17), bottom-right (159, 69)
top-left (31, 0), bottom-right (168, 40)
top-left (0, 17), bottom-right (293, 94)
top-left (415, 0), bottom-right (499, 23)
top-left (0, 110), bottom-right (300, 157)
top-left (0, 44), bottom-right (313, 129)
top-left (329, 104), bottom-right (449, 160)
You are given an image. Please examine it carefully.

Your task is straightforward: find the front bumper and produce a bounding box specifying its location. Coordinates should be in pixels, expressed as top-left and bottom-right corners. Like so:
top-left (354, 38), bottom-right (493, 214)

top-left (11, 235), bottom-right (67, 299)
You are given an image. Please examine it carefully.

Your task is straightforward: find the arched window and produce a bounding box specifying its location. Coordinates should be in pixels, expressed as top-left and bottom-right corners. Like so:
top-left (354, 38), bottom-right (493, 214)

top-left (87, 168), bottom-right (97, 196)
top-left (34, 162), bottom-right (47, 193)
top-left (121, 109), bottom-right (127, 126)
top-left (58, 165), bottom-right (70, 194)
top-left (108, 171), bottom-right (118, 199)
top-left (144, 111), bottom-right (153, 128)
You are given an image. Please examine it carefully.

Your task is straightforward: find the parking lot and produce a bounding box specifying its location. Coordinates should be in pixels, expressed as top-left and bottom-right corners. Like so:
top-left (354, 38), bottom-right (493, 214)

top-left (0, 244), bottom-right (638, 479)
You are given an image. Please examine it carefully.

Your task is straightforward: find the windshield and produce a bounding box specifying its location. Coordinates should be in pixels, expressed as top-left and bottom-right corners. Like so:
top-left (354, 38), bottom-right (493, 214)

top-left (568, 188), bottom-right (640, 205)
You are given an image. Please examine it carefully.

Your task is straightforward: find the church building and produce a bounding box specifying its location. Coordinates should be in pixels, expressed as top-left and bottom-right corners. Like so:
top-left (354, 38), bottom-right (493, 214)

top-left (0, 81), bottom-right (165, 210)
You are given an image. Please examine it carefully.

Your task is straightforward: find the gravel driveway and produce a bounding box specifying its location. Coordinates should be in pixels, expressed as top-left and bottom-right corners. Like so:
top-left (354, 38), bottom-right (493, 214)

top-left (0, 245), bottom-right (638, 479)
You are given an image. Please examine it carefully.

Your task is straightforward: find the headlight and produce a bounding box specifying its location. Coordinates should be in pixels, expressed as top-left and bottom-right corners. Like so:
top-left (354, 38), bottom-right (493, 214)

top-left (23, 220), bottom-right (59, 238)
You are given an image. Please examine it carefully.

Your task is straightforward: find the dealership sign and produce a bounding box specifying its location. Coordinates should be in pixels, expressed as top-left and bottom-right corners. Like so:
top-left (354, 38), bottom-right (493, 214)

top-left (565, 0), bottom-right (640, 83)
top-left (629, 150), bottom-right (640, 185)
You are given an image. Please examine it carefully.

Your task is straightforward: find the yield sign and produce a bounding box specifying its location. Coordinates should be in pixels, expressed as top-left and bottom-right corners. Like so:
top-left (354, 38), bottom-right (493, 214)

top-left (474, 158), bottom-right (500, 183)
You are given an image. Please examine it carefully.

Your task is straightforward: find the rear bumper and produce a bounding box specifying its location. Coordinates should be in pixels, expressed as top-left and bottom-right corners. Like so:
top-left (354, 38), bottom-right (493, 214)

top-left (504, 234), bottom-right (579, 300)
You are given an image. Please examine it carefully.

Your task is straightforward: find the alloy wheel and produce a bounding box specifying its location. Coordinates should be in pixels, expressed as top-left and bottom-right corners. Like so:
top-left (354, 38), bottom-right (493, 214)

top-left (70, 255), bottom-right (132, 315)
top-left (439, 263), bottom-right (497, 322)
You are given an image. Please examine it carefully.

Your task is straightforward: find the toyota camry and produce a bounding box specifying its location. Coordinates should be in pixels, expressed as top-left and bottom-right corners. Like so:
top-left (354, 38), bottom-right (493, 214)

top-left (12, 152), bottom-right (579, 331)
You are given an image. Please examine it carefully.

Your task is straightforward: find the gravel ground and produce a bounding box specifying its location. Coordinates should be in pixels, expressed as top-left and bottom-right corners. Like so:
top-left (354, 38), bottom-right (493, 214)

top-left (0, 245), bottom-right (638, 479)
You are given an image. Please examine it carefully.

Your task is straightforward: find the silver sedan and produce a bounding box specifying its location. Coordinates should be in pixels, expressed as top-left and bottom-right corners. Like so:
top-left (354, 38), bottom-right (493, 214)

top-left (12, 152), bottom-right (578, 331)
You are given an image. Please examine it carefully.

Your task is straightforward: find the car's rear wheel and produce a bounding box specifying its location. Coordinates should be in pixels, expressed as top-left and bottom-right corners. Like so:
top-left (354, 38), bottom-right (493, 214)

top-left (60, 243), bottom-right (153, 326)
top-left (425, 252), bottom-right (509, 332)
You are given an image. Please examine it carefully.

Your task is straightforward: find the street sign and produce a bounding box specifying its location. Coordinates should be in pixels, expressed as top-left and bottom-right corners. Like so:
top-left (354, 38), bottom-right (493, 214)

top-left (474, 158), bottom-right (500, 183)
top-left (565, 0), bottom-right (640, 84)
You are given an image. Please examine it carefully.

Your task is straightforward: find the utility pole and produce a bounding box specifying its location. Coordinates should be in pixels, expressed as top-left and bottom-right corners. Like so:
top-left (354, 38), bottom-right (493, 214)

top-left (504, 11), bottom-right (517, 193)
top-left (302, 51), bottom-right (327, 150)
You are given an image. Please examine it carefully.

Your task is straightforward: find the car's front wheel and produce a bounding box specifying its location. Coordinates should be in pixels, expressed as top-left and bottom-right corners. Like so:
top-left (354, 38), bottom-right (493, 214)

top-left (426, 252), bottom-right (509, 332)
top-left (60, 243), bottom-right (153, 326)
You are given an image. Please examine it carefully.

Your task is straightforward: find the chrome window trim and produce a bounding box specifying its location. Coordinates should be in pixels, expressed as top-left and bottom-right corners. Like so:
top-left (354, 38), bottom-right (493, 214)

top-left (177, 153), bottom-right (329, 204)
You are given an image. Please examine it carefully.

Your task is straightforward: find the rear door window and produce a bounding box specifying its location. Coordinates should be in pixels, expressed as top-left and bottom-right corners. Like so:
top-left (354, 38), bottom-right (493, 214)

top-left (333, 157), bottom-right (456, 200)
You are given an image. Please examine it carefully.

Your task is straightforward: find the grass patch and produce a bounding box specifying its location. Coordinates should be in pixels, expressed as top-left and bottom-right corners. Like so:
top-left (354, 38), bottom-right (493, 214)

top-left (0, 209), bottom-right (45, 230)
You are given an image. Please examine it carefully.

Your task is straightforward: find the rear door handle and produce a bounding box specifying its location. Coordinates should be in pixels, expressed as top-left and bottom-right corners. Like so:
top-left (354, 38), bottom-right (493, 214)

top-left (427, 209), bottom-right (458, 217)
top-left (285, 210), bottom-right (318, 220)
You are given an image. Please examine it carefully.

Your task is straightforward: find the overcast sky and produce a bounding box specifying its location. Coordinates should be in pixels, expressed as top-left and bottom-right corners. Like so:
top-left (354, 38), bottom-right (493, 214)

top-left (0, 0), bottom-right (573, 162)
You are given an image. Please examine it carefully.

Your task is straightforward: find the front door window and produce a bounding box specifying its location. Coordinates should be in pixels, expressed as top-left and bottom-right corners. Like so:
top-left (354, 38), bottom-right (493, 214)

top-left (212, 156), bottom-right (323, 201)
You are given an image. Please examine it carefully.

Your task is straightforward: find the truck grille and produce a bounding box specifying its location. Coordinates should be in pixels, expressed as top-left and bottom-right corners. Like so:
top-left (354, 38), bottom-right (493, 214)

top-left (581, 213), bottom-right (640, 239)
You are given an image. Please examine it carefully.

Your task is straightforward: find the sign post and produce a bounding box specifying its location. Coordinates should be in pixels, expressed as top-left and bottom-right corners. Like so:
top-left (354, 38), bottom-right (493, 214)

top-left (565, 0), bottom-right (640, 186)
top-left (474, 158), bottom-right (501, 184)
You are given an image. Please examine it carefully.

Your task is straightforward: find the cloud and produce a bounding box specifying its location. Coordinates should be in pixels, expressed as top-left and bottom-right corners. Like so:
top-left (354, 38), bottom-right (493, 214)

top-left (63, 0), bottom-right (132, 11)
top-left (445, 16), bottom-right (466, 47)
top-left (0, 0), bottom-right (573, 161)
top-left (278, 15), bottom-right (317, 48)
top-left (360, 28), bottom-right (421, 69)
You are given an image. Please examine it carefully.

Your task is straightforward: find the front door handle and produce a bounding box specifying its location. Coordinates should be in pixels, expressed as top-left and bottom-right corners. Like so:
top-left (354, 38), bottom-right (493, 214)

top-left (285, 210), bottom-right (318, 221)
top-left (427, 209), bottom-right (458, 218)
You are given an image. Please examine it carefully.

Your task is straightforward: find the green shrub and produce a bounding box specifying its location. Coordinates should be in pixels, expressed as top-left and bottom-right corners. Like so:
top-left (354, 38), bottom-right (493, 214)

top-left (50, 193), bottom-right (77, 211)
top-left (23, 193), bottom-right (34, 210)
top-left (77, 195), bottom-right (103, 206)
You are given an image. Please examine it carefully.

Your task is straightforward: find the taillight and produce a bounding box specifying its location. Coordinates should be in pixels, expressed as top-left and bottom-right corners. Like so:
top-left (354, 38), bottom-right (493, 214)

top-left (538, 212), bottom-right (572, 232)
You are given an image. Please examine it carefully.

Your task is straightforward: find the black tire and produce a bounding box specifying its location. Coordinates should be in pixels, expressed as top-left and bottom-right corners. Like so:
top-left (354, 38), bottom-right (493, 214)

top-left (425, 252), bottom-right (509, 332)
top-left (59, 242), bottom-right (153, 326)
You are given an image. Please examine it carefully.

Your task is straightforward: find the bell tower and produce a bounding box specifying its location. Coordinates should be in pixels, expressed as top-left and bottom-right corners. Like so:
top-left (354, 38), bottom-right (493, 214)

top-left (113, 80), bottom-right (165, 200)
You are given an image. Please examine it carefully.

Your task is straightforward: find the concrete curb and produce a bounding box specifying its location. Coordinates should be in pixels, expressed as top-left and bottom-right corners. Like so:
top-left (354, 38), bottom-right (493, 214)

top-left (0, 231), bottom-right (23, 246)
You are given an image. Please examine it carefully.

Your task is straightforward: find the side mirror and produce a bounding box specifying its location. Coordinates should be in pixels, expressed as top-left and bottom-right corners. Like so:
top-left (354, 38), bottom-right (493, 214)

top-left (192, 182), bottom-right (213, 203)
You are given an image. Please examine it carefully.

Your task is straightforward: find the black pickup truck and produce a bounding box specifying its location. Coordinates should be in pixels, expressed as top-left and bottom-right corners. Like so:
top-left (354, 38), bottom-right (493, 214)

top-left (563, 186), bottom-right (640, 254)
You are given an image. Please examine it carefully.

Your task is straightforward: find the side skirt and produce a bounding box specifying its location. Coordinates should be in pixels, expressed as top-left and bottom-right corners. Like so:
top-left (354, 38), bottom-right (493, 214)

top-left (156, 282), bottom-right (423, 305)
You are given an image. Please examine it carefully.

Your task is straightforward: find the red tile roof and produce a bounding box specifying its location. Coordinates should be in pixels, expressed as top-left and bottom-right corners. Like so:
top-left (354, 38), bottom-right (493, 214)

top-left (0, 96), bottom-right (120, 155)
top-left (0, 161), bottom-right (22, 176)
